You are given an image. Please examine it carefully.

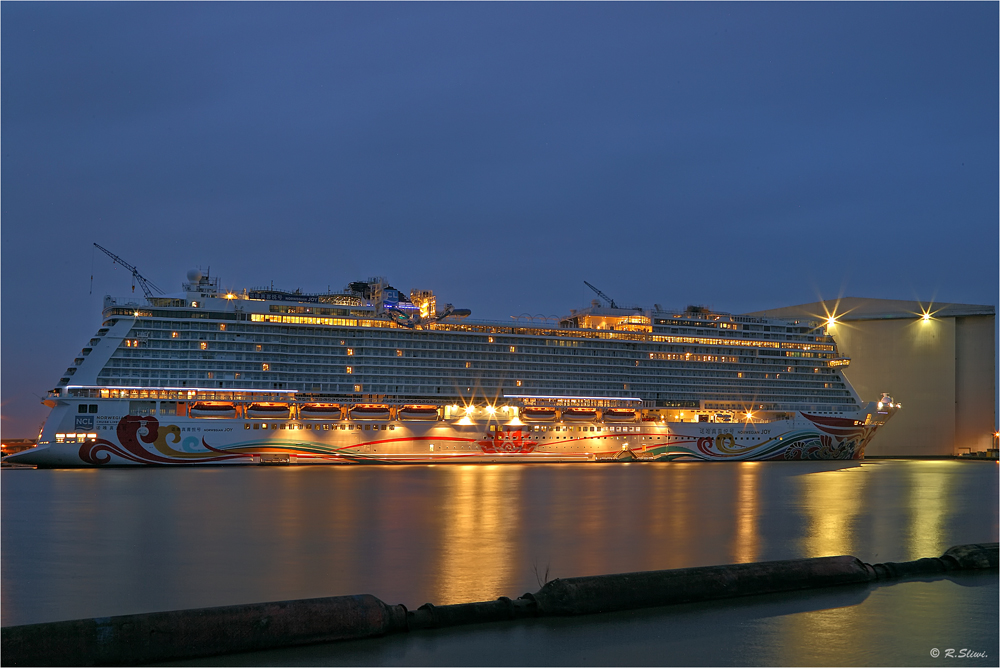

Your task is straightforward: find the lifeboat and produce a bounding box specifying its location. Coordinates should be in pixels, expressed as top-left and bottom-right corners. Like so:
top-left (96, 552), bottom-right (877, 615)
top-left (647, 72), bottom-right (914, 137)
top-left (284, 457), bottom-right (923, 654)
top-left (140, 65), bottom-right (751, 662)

top-left (349, 405), bottom-right (391, 421)
top-left (398, 405), bottom-right (440, 421)
top-left (521, 407), bottom-right (557, 422)
top-left (190, 401), bottom-right (238, 419)
top-left (602, 409), bottom-right (638, 423)
top-left (246, 403), bottom-right (291, 419)
top-left (562, 408), bottom-right (598, 422)
top-left (299, 403), bottom-right (342, 419)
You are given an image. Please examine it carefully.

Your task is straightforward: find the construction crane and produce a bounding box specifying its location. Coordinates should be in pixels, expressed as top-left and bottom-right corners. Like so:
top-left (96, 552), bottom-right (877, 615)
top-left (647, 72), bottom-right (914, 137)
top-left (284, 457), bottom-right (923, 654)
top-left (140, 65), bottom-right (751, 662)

top-left (583, 281), bottom-right (618, 309)
top-left (93, 243), bottom-right (164, 299)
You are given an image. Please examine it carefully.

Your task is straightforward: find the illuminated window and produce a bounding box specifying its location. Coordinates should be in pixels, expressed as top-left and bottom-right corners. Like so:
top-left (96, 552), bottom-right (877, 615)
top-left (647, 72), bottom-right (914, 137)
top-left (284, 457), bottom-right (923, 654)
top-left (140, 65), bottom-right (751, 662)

top-left (255, 344), bottom-right (262, 352)
top-left (171, 332), bottom-right (179, 338)
top-left (516, 380), bottom-right (522, 387)
top-left (510, 346), bottom-right (515, 353)
top-left (207, 372), bottom-right (214, 379)
top-left (262, 363), bottom-right (270, 371)
top-left (346, 366), bottom-right (353, 374)
top-left (200, 342), bottom-right (208, 350)
top-left (488, 337), bottom-right (494, 343)
top-left (354, 384), bottom-right (362, 392)
top-left (397, 350), bottom-right (403, 357)
top-left (465, 362), bottom-right (472, 368)
top-left (219, 324), bottom-right (226, 331)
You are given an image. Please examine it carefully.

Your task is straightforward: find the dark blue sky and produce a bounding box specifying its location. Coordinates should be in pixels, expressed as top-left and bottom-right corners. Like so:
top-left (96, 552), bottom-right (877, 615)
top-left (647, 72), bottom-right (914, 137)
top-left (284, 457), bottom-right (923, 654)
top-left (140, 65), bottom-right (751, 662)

top-left (2, 3), bottom-right (996, 436)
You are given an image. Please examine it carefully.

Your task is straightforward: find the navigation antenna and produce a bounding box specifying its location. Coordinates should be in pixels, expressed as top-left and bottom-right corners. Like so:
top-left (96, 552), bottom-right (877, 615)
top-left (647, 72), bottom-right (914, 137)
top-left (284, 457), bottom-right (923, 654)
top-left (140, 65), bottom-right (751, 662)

top-left (93, 243), bottom-right (165, 300)
top-left (583, 281), bottom-right (618, 309)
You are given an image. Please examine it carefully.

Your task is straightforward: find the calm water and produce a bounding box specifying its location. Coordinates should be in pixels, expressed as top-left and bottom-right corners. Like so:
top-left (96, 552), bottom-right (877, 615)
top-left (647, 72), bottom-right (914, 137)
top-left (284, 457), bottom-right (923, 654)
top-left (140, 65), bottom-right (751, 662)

top-left (3, 460), bottom-right (998, 665)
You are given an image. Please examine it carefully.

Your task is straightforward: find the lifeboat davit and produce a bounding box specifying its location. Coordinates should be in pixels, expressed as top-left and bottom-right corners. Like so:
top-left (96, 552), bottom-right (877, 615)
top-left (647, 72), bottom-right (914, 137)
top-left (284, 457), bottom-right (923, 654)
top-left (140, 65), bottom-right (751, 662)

top-left (602, 409), bottom-right (638, 423)
top-left (398, 405), bottom-right (440, 421)
top-left (562, 408), bottom-right (598, 422)
top-left (299, 403), bottom-right (342, 419)
top-left (246, 403), bottom-right (291, 419)
top-left (190, 401), bottom-right (238, 419)
top-left (521, 407), bottom-right (557, 422)
top-left (350, 405), bottom-right (391, 421)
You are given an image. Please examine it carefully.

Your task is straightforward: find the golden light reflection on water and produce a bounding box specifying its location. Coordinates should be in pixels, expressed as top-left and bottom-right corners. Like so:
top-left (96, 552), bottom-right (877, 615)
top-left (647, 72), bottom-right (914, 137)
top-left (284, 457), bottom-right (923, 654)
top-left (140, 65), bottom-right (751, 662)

top-left (732, 462), bottom-right (760, 563)
top-left (801, 464), bottom-right (869, 557)
top-left (906, 461), bottom-right (955, 560)
top-left (434, 465), bottom-right (523, 604)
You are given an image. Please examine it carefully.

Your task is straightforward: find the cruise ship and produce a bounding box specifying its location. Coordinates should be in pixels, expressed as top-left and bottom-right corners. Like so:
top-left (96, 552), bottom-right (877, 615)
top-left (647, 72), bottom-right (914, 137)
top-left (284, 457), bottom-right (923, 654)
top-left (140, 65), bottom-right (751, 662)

top-left (5, 266), bottom-right (899, 467)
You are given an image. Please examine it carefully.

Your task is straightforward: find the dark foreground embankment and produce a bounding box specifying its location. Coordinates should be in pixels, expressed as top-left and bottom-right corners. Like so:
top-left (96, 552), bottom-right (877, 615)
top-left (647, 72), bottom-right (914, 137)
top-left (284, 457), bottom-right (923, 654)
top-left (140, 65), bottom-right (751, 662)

top-left (3, 543), bottom-right (996, 666)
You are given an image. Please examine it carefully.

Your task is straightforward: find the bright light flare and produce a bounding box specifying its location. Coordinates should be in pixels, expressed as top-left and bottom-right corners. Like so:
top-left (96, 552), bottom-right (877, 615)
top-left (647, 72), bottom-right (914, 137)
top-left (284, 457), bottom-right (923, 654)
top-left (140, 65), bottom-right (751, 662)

top-left (826, 316), bottom-right (837, 328)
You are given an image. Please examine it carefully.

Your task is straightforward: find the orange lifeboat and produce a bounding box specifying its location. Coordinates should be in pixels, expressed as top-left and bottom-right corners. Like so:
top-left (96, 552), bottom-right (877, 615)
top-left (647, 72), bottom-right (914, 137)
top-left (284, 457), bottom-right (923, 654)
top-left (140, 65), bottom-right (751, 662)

top-left (190, 401), bottom-right (237, 419)
top-left (299, 403), bottom-right (341, 419)
top-left (602, 409), bottom-right (637, 423)
top-left (562, 408), bottom-right (598, 422)
top-left (349, 404), bottom-right (391, 421)
top-left (398, 405), bottom-right (440, 421)
top-left (246, 402), bottom-right (290, 419)
top-left (521, 407), bottom-right (557, 422)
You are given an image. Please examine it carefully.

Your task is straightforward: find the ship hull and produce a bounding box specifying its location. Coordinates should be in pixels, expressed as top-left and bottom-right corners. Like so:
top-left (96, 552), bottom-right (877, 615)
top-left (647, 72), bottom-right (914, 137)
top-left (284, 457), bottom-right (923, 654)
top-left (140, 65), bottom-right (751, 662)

top-left (5, 403), bottom-right (892, 468)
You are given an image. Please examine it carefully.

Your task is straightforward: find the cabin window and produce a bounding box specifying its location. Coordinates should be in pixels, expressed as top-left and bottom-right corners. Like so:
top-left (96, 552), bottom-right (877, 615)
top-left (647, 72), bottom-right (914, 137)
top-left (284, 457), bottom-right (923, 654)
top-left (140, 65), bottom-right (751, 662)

top-left (128, 401), bottom-right (156, 416)
top-left (78, 404), bottom-right (88, 413)
top-left (306, 424), bottom-right (312, 430)
top-left (89, 404), bottom-right (98, 413)
top-left (244, 424), bottom-right (251, 430)
top-left (253, 423), bottom-right (260, 429)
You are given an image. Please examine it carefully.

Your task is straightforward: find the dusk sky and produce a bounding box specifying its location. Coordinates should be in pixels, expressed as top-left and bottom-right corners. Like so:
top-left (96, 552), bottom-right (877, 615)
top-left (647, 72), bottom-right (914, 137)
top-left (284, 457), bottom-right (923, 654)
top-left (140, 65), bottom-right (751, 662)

top-left (2, 3), bottom-right (997, 437)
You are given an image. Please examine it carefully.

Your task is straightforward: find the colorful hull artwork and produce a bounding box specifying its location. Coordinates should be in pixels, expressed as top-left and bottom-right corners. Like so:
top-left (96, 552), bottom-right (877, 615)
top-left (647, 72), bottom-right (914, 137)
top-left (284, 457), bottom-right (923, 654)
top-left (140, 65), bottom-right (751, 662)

top-left (8, 407), bottom-right (890, 468)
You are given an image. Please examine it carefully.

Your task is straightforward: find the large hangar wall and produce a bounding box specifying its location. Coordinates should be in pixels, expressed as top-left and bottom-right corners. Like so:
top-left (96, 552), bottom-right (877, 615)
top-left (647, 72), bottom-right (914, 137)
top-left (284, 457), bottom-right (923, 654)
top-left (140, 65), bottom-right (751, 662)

top-left (748, 299), bottom-right (995, 457)
top-left (955, 315), bottom-right (997, 454)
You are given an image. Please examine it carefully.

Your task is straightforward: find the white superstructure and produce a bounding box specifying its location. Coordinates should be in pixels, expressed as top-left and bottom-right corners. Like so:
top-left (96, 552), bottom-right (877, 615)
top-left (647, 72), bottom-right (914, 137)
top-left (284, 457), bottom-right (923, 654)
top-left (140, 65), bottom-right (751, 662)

top-left (6, 271), bottom-right (899, 467)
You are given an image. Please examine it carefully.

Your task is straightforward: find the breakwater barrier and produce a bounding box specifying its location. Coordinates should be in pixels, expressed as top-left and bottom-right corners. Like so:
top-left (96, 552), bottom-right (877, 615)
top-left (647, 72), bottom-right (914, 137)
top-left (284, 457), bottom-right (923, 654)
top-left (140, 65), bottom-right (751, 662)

top-left (3, 542), bottom-right (996, 666)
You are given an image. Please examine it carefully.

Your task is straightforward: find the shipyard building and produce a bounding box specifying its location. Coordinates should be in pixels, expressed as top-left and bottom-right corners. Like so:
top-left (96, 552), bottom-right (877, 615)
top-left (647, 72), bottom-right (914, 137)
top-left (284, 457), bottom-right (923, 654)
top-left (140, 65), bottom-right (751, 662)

top-left (749, 298), bottom-right (996, 457)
